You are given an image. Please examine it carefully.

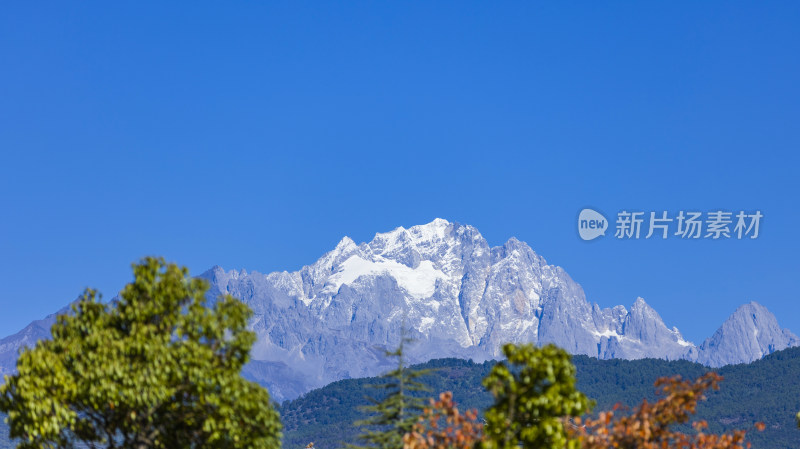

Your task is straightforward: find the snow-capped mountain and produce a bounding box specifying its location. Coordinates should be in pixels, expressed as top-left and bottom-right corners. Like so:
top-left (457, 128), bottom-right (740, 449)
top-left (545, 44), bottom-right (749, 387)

top-left (0, 219), bottom-right (797, 402)
top-left (195, 219), bottom-right (797, 400)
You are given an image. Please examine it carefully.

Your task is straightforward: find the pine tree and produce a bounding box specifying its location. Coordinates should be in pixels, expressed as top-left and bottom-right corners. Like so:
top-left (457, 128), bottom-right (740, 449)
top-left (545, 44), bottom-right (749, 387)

top-left (348, 328), bottom-right (431, 449)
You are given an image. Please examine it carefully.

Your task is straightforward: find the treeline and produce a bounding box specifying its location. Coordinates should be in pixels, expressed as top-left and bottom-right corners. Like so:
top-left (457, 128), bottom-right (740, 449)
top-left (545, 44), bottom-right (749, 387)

top-left (281, 347), bottom-right (800, 448)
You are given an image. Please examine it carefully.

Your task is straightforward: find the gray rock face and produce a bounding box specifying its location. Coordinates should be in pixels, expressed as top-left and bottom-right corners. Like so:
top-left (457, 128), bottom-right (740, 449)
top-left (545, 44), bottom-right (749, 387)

top-left (189, 219), bottom-right (798, 400)
top-left (695, 302), bottom-right (800, 367)
top-left (0, 219), bottom-right (796, 402)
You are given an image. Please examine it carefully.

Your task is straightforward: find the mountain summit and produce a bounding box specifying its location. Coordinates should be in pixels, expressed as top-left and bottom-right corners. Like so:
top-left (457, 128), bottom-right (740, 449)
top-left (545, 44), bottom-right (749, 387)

top-left (0, 219), bottom-right (796, 402)
top-left (697, 301), bottom-right (800, 367)
top-left (196, 219), bottom-right (798, 400)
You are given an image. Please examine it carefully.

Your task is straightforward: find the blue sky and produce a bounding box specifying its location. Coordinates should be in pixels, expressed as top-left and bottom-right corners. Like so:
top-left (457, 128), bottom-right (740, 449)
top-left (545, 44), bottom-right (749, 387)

top-left (1, 2), bottom-right (798, 343)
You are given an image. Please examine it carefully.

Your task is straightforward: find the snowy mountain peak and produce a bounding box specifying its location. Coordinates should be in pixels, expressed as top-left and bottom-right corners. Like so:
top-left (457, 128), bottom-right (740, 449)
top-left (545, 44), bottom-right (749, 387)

top-left (0, 220), bottom-right (796, 403)
top-left (408, 217), bottom-right (451, 240)
top-left (500, 237), bottom-right (530, 255)
top-left (630, 297), bottom-right (658, 317)
top-left (334, 236), bottom-right (357, 252)
top-left (370, 218), bottom-right (452, 248)
top-left (163, 223), bottom-right (800, 397)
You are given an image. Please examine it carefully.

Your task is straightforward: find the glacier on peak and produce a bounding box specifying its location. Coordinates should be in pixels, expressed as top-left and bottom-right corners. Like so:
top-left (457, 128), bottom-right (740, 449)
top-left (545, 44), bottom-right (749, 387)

top-left (324, 256), bottom-right (447, 299)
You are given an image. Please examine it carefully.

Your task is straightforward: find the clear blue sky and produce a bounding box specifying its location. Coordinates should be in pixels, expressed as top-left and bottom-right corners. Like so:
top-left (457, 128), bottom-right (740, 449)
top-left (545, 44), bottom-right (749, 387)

top-left (1, 2), bottom-right (798, 343)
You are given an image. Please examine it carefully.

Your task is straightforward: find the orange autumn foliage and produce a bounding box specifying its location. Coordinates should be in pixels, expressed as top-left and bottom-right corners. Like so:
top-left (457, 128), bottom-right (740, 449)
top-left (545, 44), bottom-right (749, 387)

top-left (574, 372), bottom-right (763, 449)
top-left (403, 373), bottom-right (763, 449)
top-left (403, 392), bottom-right (484, 449)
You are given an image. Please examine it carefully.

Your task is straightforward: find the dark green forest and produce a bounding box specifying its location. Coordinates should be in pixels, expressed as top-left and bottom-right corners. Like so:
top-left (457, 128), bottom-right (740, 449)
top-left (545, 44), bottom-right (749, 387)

top-left (2, 347), bottom-right (799, 448)
top-left (280, 347), bottom-right (800, 449)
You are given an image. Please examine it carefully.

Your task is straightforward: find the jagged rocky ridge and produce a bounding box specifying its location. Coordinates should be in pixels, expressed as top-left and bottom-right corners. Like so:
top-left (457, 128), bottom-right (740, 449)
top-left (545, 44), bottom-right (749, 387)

top-left (0, 219), bottom-right (797, 402)
top-left (197, 219), bottom-right (799, 401)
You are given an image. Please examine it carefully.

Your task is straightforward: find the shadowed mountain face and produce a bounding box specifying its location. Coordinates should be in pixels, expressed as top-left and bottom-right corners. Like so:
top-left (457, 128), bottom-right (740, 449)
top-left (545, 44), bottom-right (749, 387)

top-left (0, 219), bottom-right (797, 402)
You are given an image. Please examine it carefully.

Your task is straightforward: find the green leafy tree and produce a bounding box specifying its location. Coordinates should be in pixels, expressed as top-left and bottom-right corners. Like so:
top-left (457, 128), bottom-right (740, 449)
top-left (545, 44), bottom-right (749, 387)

top-left (349, 330), bottom-right (431, 449)
top-left (0, 257), bottom-right (281, 449)
top-left (481, 343), bottom-right (590, 449)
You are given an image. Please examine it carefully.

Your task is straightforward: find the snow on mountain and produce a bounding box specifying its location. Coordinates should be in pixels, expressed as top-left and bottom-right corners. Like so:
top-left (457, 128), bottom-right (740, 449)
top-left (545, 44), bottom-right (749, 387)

top-left (0, 219), bottom-right (796, 402)
top-left (192, 219), bottom-right (798, 400)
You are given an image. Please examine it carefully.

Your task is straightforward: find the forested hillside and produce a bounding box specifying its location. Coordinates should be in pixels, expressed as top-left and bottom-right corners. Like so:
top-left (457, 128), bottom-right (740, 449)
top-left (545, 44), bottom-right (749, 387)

top-left (280, 347), bottom-right (800, 448)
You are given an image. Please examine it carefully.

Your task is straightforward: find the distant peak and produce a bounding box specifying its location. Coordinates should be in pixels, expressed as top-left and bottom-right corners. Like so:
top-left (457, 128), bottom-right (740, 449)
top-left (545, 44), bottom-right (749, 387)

top-left (198, 265), bottom-right (227, 280)
top-left (731, 301), bottom-right (771, 317)
top-left (697, 301), bottom-right (799, 367)
top-left (503, 236), bottom-right (527, 248)
top-left (335, 236), bottom-right (357, 250)
top-left (410, 218), bottom-right (451, 230)
top-left (370, 226), bottom-right (406, 242)
top-left (407, 218), bottom-right (452, 240)
top-left (630, 297), bottom-right (659, 316)
top-left (715, 302), bottom-right (778, 331)
top-left (500, 237), bottom-right (534, 255)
